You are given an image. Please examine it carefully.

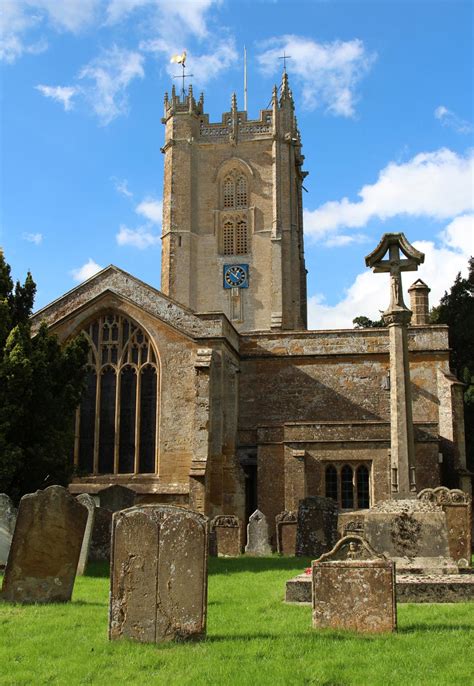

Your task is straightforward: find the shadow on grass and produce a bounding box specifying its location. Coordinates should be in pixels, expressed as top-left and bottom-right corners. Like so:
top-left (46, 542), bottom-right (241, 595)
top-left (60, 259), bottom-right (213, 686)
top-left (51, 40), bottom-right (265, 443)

top-left (208, 556), bottom-right (312, 575)
top-left (84, 562), bottom-right (110, 578)
top-left (399, 623), bottom-right (474, 633)
top-left (72, 600), bottom-right (108, 608)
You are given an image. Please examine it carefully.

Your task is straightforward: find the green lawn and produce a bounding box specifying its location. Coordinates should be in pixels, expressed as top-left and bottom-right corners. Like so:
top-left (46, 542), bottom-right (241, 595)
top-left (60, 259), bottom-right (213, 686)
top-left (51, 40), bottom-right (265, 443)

top-left (1, 557), bottom-right (473, 686)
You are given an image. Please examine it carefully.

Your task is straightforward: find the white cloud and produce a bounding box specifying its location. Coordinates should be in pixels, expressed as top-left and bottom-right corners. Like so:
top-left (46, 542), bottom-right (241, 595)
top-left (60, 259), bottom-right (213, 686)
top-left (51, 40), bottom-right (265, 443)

top-left (135, 198), bottom-right (162, 224)
top-left (307, 214), bottom-right (474, 329)
top-left (305, 148), bottom-right (474, 241)
top-left (435, 105), bottom-right (473, 134)
top-left (71, 258), bottom-right (103, 282)
top-left (0, 0), bottom-right (99, 64)
top-left (113, 177), bottom-right (133, 198)
top-left (116, 224), bottom-right (160, 249)
top-left (140, 38), bottom-right (238, 86)
top-left (78, 45), bottom-right (145, 125)
top-left (257, 35), bottom-right (376, 117)
top-left (22, 232), bottom-right (43, 245)
top-left (106, 0), bottom-right (217, 38)
top-left (35, 84), bottom-right (77, 111)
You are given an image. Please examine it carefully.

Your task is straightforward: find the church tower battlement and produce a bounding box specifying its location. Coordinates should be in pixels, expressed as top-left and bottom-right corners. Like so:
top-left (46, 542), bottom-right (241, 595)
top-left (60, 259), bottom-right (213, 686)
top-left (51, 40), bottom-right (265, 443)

top-left (160, 73), bottom-right (308, 332)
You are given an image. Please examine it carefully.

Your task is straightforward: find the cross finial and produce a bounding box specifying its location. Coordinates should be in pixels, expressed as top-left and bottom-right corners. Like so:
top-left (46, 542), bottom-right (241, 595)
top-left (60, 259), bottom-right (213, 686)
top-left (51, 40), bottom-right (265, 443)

top-left (172, 62), bottom-right (194, 100)
top-left (365, 233), bottom-right (424, 314)
top-left (278, 51), bottom-right (292, 73)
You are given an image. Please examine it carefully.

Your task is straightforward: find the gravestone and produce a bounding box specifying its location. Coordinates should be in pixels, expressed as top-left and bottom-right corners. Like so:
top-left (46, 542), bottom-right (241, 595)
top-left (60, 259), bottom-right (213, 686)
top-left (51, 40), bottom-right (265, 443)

top-left (1, 485), bottom-right (88, 603)
top-left (245, 510), bottom-right (271, 555)
top-left (109, 505), bottom-right (208, 643)
top-left (276, 511), bottom-right (297, 556)
top-left (76, 494), bottom-right (96, 575)
top-left (312, 535), bottom-right (397, 633)
top-left (418, 487), bottom-right (472, 566)
top-left (208, 529), bottom-right (218, 557)
top-left (0, 494), bottom-right (17, 569)
top-left (211, 515), bottom-right (242, 556)
top-left (89, 507), bottom-right (113, 561)
top-left (98, 485), bottom-right (135, 512)
top-left (296, 496), bottom-right (338, 558)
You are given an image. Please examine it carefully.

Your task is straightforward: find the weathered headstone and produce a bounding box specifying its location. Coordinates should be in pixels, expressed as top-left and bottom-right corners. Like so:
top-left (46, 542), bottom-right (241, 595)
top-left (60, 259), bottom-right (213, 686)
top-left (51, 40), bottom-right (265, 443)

top-left (296, 496), bottom-right (338, 558)
top-left (109, 505), bottom-right (208, 643)
top-left (211, 515), bottom-right (242, 556)
top-left (89, 506), bottom-right (113, 562)
top-left (1, 485), bottom-right (88, 603)
top-left (418, 487), bottom-right (472, 566)
top-left (208, 529), bottom-right (218, 557)
top-left (98, 485), bottom-right (135, 512)
top-left (276, 510), bottom-right (297, 555)
top-left (0, 494), bottom-right (17, 569)
top-left (76, 494), bottom-right (96, 575)
top-left (245, 509), bottom-right (271, 555)
top-left (312, 535), bottom-right (397, 633)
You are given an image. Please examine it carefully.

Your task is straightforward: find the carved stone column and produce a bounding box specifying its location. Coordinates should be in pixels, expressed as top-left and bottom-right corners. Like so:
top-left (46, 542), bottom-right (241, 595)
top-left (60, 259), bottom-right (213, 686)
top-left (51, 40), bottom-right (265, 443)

top-left (190, 348), bottom-right (213, 513)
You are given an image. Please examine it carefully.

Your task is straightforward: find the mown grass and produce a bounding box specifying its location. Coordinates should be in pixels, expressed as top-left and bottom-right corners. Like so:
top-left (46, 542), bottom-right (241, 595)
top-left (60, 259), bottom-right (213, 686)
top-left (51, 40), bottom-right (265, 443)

top-left (1, 556), bottom-right (473, 686)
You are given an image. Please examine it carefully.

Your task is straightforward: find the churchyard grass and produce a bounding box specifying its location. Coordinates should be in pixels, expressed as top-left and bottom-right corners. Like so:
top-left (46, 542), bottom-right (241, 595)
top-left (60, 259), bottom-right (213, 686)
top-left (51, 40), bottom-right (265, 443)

top-left (1, 557), bottom-right (473, 686)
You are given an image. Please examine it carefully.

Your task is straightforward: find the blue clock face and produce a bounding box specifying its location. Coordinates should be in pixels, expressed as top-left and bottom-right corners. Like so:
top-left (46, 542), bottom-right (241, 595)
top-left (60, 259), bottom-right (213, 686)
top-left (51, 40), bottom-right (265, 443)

top-left (223, 264), bottom-right (249, 289)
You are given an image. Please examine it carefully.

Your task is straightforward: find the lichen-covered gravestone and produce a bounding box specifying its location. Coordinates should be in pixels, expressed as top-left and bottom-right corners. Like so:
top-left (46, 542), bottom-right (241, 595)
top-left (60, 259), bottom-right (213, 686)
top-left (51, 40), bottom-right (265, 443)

top-left (312, 535), bottom-right (397, 633)
top-left (98, 485), bottom-right (135, 512)
top-left (418, 487), bottom-right (472, 566)
top-left (0, 494), bottom-right (17, 569)
top-left (276, 511), bottom-right (297, 555)
top-left (211, 515), bottom-right (242, 556)
top-left (89, 506), bottom-right (113, 562)
top-left (76, 494), bottom-right (96, 575)
top-left (109, 505), bottom-right (208, 643)
top-left (296, 496), bottom-right (338, 558)
top-left (1, 485), bottom-right (88, 603)
top-left (245, 510), bottom-right (271, 555)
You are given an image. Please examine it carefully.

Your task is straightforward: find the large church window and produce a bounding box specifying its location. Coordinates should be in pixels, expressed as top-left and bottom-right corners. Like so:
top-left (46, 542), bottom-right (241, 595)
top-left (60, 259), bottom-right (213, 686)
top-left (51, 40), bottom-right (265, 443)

top-left (323, 462), bottom-right (370, 509)
top-left (139, 365), bottom-right (157, 473)
top-left (74, 314), bottom-right (159, 476)
top-left (98, 367), bottom-right (116, 474)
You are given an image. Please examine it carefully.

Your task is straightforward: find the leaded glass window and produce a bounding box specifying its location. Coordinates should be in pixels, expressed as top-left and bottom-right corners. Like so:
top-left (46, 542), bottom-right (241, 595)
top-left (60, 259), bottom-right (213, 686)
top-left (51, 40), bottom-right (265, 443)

top-left (75, 314), bottom-right (159, 475)
top-left (322, 462), bottom-right (371, 510)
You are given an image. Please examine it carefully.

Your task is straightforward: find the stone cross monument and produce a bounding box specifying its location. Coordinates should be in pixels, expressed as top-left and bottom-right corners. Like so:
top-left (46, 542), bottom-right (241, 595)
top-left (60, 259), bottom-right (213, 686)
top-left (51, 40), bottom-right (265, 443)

top-left (365, 233), bottom-right (424, 497)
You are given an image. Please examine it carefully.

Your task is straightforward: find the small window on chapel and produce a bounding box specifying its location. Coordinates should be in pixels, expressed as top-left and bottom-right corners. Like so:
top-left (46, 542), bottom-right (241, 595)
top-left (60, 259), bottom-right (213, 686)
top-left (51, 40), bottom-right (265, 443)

top-left (220, 173), bottom-right (249, 255)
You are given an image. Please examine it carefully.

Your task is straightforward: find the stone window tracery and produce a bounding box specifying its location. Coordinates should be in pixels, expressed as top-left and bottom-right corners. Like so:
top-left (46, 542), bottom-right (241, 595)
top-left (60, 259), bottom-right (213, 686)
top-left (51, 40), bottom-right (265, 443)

top-left (219, 171), bottom-right (250, 255)
top-left (324, 462), bottom-right (371, 510)
top-left (74, 313), bottom-right (159, 476)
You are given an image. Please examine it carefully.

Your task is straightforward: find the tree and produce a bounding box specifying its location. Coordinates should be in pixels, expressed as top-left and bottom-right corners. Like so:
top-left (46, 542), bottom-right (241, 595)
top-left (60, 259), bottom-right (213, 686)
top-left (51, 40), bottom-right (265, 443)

top-left (0, 251), bottom-right (89, 502)
top-left (431, 257), bottom-right (474, 469)
top-left (352, 315), bottom-right (386, 328)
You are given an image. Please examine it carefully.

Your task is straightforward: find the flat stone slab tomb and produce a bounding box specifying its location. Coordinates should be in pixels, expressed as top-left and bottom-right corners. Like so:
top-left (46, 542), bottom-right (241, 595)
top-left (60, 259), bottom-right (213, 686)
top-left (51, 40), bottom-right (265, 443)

top-left (286, 571), bottom-right (474, 604)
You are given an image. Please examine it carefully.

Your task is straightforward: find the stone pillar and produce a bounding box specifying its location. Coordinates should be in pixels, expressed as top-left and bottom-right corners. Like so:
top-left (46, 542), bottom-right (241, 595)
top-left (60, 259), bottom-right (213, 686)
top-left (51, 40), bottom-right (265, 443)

top-left (190, 348), bottom-right (213, 513)
top-left (384, 309), bottom-right (417, 496)
top-left (408, 279), bottom-right (430, 325)
top-left (284, 447), bottom-right (306, 510)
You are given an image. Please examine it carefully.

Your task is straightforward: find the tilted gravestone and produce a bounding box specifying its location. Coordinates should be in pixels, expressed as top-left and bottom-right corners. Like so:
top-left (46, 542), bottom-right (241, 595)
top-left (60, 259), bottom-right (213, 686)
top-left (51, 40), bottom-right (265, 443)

top-left (211, 515), bottom-right (242, 556)
top-left (98, 485), bottom-right (135, 512)
top-left (312, 535), bottom-right (397, 633)
top-left (296, 496), bottom-right (338, 558)
top-left (0, 494), bottom-right (17, 569)
top-left (245, 510), bottom-right (271, 556)
top-left (275, 511), bottom-right (297, 556)
top-left (89, 506), bottom-right (113, 562)
top-left (76, 494), bottom-right (96, 575)
top-left (109, 505), bottom-right (208, 643)
top-left (1, 485), bottom-right (88, 603)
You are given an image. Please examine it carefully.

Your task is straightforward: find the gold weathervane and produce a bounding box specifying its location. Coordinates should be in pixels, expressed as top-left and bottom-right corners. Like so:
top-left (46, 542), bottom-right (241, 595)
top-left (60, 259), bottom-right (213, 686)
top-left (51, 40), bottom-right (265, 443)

top-left (170, 51), bottom-right (193, 98)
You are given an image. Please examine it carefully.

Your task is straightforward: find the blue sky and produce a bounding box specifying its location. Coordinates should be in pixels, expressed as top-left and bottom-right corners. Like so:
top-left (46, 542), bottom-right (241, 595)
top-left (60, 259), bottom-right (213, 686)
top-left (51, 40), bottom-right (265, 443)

top-left (1, 0), bottom-right (473, 328)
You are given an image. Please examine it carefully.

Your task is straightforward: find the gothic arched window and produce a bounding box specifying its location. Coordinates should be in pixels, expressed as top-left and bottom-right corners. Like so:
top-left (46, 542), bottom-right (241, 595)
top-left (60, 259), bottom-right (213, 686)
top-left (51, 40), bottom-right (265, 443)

top-left (75, 313), bottom-right (159, 475)
top-left (220, 171), bottom-right (249, 255)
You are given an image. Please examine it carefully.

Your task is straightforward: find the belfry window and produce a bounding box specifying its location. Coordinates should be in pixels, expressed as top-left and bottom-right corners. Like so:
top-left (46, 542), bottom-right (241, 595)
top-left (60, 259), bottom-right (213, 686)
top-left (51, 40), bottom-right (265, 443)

top-left (74, 314), bottom-right (158, 475)
top-left (324, 462), bottom-right (371, 510)
top-left (220, 172), bottom-right (249, 255)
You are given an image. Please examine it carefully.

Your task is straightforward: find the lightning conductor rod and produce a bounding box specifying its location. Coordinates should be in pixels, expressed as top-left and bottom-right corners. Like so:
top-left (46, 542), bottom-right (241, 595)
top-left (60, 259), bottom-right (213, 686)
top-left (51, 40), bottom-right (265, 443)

top-left (244, 45), bottom-right (248, 112)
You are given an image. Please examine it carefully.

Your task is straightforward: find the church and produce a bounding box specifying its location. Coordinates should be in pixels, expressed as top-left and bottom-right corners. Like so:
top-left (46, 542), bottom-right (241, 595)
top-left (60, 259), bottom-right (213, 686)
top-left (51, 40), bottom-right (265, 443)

top-left (31, 73), bottom-right (469, 540)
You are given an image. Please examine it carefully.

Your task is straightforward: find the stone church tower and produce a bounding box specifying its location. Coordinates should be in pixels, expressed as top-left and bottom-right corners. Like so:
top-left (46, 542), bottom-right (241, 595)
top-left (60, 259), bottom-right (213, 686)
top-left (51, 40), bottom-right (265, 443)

top-left (160, 73), bottom-right (307, 331)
